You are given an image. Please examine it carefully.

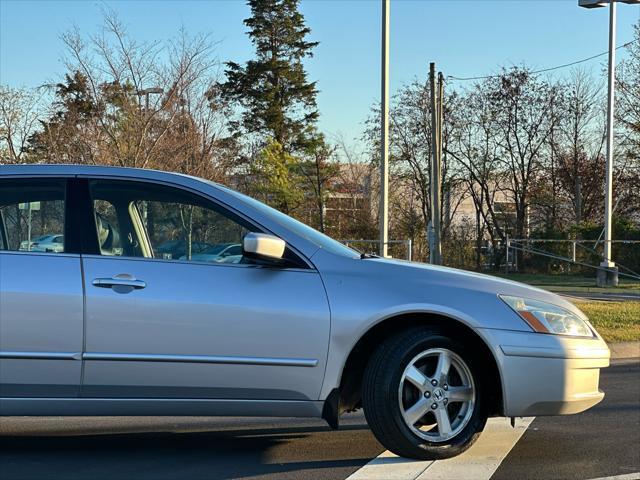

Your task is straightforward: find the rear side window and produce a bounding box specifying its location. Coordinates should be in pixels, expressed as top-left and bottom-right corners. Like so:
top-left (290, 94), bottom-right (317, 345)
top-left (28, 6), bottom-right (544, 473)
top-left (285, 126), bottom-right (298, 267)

top-left (0, 179), bottom-right (66, 254)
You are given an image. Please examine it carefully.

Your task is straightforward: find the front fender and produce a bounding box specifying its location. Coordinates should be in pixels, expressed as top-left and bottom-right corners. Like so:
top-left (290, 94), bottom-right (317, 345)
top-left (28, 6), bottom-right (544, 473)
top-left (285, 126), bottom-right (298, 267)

top-left (318, 303), bottom-right (493, 401)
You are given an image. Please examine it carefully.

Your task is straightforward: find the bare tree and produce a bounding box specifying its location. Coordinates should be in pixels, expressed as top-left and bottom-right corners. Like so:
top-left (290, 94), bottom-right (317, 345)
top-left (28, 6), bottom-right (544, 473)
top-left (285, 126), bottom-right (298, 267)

top-left (615, 21), bottom-right (640, 220)
top-left (31, 10), bottom-right (232, 179)
top-left (552, 69), bottom-right (605, 226)
top-left (363, 80), bottom-right (473, 261)
top-left (297, 139), bottom-right (339, 233)
top-left (0, 86), bottom-right (43, 163)
top-left (487, 68), bottom-right (562, 242)
top-left (330, 137), bottom-right (378, 241)
top-left (447, 85), bottom-right (508, 269)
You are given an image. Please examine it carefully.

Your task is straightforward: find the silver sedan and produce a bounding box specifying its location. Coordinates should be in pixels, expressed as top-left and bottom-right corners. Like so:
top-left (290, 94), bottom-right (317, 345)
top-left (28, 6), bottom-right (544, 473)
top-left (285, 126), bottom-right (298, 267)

top-left (0, 165), bottom-right (610, 459)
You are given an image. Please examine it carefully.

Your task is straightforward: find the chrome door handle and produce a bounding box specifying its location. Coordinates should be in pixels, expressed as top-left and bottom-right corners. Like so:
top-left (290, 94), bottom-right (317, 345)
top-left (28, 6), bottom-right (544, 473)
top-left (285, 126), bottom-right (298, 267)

top-left (92, 276), bottom-right (146, 290)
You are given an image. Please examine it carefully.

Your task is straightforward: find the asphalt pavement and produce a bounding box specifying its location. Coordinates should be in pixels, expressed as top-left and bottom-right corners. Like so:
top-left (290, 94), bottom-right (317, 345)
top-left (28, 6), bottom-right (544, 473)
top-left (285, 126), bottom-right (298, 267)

top-left (492, 359), bottom-right (640, 480)
top-left (1, 361), bottom-right (638, 480)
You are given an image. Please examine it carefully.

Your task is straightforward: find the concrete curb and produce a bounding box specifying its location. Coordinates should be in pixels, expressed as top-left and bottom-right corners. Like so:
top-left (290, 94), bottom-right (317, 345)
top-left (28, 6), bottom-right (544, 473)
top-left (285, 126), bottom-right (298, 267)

top-left (608, 341), bottom-right (640, 360)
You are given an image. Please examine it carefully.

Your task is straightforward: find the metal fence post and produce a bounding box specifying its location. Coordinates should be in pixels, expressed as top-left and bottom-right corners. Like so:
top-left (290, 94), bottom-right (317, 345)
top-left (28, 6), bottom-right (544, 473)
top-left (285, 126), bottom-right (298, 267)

top-left (505, 235), bottom-right (510, 274)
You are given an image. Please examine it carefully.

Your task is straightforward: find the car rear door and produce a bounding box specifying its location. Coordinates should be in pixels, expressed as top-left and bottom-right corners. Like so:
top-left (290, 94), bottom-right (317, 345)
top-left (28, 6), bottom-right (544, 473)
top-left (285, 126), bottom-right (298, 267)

top-left (0, 177), bottom-right (83, 398)
top-left (79, 177), bottom-right (331, 402)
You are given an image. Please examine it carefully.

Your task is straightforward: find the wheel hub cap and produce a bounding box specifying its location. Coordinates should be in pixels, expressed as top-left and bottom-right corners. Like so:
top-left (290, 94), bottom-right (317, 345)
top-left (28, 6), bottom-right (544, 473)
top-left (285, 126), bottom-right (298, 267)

top-left (432, 388), bottom-right (446, 401)
top-left (398, 348), bottom-right (476, 443)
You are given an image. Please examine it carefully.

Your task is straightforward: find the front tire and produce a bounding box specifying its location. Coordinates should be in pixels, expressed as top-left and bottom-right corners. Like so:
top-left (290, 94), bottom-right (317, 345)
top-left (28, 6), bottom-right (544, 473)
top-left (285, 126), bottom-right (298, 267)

top-left (362, 328), bottom-right (488, 460)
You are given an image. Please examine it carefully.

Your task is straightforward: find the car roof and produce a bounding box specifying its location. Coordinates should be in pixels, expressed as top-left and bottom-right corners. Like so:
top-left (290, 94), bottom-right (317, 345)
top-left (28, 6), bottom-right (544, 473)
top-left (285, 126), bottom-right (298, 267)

top-left (0, 164), bottom-right (209, 185)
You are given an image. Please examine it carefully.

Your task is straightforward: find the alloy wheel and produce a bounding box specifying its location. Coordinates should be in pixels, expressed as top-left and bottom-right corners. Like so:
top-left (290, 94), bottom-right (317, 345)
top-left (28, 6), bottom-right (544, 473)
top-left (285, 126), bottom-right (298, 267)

top-left (398, 348), bottom-right (476, 442)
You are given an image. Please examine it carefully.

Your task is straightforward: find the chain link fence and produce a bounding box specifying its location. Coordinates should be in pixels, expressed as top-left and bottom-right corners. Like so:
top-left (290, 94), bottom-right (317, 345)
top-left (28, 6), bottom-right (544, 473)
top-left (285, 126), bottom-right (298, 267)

top-left (338, 237), bottom-right (640, 281)
top-left (506, 238), bottom-right (640, 280)
top-left (340, 239), bottom-right (413, 261)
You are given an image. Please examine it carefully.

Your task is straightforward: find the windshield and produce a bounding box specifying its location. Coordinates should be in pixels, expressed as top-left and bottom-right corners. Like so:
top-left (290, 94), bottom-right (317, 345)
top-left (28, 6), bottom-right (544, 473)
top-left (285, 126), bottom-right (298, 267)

top-left (214, 183), bottom-right (359, 258)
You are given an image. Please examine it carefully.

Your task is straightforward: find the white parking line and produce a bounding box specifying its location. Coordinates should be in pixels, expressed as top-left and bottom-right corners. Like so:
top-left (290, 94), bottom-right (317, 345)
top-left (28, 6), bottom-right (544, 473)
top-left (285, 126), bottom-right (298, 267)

top-left (416, 417), bottom-right (534, 479)
top-left (346, 450), bottom-right (433, 480)
top-left (347, 417), bottom-right (534, 480)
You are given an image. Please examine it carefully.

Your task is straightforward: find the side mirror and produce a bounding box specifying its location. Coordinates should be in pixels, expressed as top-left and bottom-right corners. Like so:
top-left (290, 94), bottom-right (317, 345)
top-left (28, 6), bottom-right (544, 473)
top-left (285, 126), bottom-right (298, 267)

top-left (243, 232), bottom-right (286, 261)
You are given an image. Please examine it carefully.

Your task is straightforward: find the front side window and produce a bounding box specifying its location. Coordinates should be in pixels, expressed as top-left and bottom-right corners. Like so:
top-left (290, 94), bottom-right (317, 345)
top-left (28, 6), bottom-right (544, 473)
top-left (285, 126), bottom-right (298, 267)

top-left (88, 180), bottom-right (253, 264)
top-left (0, 179), bottom-right (66, 254)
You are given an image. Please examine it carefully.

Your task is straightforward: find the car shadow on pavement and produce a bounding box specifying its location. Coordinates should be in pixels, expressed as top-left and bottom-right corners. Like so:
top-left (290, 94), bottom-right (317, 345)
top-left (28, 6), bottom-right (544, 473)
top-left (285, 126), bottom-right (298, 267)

top-left (0, 421), bottom-right (382, 480)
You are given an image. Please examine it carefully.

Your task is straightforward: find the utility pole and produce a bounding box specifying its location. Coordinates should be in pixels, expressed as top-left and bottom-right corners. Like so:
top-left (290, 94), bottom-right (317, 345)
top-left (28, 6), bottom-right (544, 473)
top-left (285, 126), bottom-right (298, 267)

top-left (575, 177), bottom-right (582, 225)
top-left (379, 0), bottom-right (390, 258)
top-left (437, 71), bottom-right (444, 241)
top-left (429, 63), bottom-right (442, 265)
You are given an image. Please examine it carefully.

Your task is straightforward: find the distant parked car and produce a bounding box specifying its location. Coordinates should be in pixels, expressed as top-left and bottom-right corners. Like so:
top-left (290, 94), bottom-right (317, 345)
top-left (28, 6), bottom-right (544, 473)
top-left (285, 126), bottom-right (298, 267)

top-left (155, 239), bottom-right (211, 260)
top-left (179, 243), bottom-right (243, 263)
top-left (19, 234), bottom-right (64, 253)
top-left (19, 235), bottom-right (46, 251)
top-left (0, 165), bottom-right (610, 460)
top-left (217, 254), bottom-right (243, 264)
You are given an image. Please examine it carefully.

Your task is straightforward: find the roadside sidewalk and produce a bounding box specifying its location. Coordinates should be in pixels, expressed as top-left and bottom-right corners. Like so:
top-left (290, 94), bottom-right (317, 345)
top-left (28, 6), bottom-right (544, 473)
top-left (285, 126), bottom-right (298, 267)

top-left (609, 341), bottom-right (640, 360)
top-left (561, 292), bottom-right (640, 302)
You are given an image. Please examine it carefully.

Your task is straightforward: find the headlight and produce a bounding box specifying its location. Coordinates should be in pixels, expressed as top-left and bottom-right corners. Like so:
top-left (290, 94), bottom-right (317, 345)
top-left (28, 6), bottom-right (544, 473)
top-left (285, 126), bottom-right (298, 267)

top-left (500, 295), bottom-right (594, 337)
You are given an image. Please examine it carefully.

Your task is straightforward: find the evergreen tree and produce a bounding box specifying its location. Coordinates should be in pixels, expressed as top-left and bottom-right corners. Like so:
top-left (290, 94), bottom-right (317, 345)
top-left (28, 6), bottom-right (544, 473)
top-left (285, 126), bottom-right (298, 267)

top-left (27, 71), bottom-right (99, 163)
top-left (223, 0), bottom-right (319, 152)
top-left (250, 138), bottom-right (303, 214)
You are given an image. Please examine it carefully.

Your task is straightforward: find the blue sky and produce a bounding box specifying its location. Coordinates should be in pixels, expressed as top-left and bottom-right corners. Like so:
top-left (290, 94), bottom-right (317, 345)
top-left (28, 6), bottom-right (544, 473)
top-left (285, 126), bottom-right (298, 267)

top-left (1, 0), bottom-right (638, 142)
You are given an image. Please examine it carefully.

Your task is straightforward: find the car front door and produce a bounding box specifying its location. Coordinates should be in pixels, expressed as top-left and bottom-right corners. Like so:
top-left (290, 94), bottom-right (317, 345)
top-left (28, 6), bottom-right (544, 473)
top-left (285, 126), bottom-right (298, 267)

top-left (0, 178), bottom-right (83, 399)
top-left (80, 178), bottom-right (331, 402)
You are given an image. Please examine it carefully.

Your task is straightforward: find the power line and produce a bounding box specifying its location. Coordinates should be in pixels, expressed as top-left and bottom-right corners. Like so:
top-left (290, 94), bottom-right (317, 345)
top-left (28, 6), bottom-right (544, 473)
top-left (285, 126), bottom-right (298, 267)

top-left (447, 40), bottom-right (635, 82)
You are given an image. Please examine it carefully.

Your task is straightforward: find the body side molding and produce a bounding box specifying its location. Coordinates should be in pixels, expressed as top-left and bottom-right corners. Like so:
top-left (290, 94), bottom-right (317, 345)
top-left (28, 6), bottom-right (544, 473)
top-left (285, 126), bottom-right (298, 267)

top-left (82, 352), bottom-right (319, 367)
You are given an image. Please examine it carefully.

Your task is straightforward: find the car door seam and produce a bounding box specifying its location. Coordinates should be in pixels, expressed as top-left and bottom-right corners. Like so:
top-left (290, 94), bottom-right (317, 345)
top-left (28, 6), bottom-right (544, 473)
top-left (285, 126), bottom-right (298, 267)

top-left (79, 254), bottom-right (88, 397)
top-left (315, 270), bottom-right (334, 400)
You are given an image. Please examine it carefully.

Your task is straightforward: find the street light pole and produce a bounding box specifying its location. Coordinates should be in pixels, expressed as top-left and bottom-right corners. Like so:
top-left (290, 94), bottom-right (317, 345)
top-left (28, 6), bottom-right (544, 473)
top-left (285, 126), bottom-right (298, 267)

top-left (577, 0), bottom-right (637, 286)
top-left (379, 0), bottom-right (390, 258)
top-left (600, 0), bottom-right (617, 286)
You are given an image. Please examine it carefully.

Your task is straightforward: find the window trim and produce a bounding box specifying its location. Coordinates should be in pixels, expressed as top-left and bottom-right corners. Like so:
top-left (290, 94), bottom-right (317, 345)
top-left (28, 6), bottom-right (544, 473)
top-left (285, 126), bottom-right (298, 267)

top-left (66, 178), bottom-right (100, 256)
top-left (78, 251), bottom-right (316, 273)
top-left (128, 201), bottom-right (154, 258)
top-left (65, 178), bottom-right (89, 254)
top-left (80, 176), bottom-right (314, 270)
top-left (0, 208), bottom-right (8, 250)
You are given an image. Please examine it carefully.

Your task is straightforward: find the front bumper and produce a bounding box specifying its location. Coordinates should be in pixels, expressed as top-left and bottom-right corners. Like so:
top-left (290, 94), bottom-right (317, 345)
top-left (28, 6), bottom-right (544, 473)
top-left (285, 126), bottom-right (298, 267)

top-left (478, 328), bottom-right (610, 417)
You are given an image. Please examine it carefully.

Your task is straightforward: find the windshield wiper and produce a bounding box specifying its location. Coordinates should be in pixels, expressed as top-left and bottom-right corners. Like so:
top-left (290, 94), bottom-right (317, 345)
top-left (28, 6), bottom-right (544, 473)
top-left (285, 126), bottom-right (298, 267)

top-left (360, 252), bottom-right (380, 259)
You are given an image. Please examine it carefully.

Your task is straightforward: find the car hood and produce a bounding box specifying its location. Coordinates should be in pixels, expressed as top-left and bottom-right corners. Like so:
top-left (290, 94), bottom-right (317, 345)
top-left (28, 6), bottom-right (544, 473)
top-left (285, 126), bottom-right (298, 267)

top-left (365, 257), bottom-right (584, 316)
top-left (313, 249), bottom-right (587, 332)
